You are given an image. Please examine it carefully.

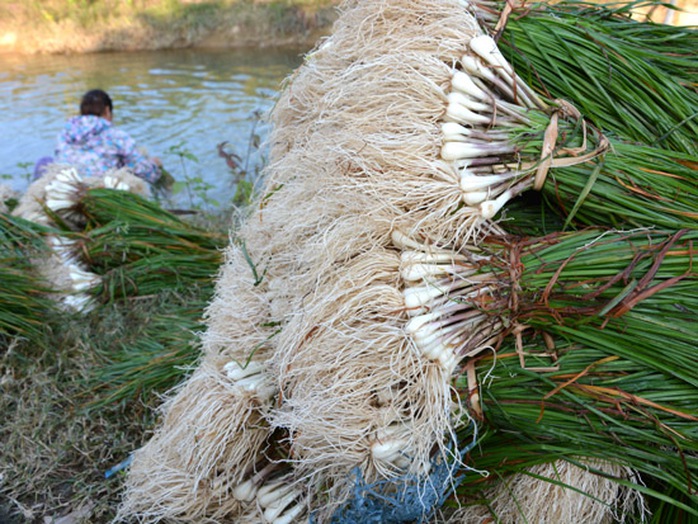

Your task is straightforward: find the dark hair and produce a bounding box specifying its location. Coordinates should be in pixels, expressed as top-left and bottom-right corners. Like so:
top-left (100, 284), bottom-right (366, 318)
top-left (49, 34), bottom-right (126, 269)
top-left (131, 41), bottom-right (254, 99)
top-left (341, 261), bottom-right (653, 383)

top-left (80, 89), bottom-right (113, 117)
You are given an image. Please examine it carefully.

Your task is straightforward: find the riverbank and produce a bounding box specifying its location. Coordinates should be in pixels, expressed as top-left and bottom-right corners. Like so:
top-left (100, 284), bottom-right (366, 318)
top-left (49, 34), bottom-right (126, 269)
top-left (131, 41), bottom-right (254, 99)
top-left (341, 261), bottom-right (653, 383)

top-left (2, 0), bottom-right (695, 55)
top-left (0, 0), bottom-right (341, 55)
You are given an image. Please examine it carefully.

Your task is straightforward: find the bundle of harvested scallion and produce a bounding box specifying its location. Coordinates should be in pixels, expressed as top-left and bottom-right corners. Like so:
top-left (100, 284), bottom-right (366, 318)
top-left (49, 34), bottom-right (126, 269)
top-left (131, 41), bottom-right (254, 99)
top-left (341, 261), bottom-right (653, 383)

top-left (86, 288), bottom-right (212, 407)
top-left (470, 1), bottom-right (698, 154)
top-left (452, 321), bottom-right (697, 520)
top-left (493, 0), bottom-right (698, 154)
top-left (5, 164), bottom-right (229, 404)
top-left (78, 188), bottom-right (226, 300)
top-left (117, 0), bottom-right (697, 522)
top-left (440, 31), bottom-right (697, 234)
top-left (365, 2), bottom-right (698, 518)
top-left (394, 227), bottom-right (697, 521)
top-left (395, 228), bottom-right (695, 365)
top-left (486, 0), bottom-right (698, 232)
top-left (429, 3), bottom-right (698, 516)
top-left (60, 187), bottom-right (228, 404)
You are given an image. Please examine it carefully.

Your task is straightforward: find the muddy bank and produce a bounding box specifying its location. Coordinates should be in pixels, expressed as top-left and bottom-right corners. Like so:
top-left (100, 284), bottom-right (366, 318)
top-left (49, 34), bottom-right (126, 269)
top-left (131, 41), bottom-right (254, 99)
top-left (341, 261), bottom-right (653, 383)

top-left (0, 2), bottom-right (339, 55)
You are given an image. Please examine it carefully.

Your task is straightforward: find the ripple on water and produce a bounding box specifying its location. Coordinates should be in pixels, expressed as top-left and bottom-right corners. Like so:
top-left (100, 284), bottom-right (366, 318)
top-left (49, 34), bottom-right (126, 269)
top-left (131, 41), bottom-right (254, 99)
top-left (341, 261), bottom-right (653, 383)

top-left (0, 47), bottom-right (305, 207)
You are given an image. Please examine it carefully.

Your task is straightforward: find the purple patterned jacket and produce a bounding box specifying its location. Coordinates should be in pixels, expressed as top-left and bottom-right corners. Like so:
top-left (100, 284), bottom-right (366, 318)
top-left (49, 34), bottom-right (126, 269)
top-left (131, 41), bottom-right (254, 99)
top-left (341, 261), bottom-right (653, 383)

top-left (54, 115), bottom-right (161, 183)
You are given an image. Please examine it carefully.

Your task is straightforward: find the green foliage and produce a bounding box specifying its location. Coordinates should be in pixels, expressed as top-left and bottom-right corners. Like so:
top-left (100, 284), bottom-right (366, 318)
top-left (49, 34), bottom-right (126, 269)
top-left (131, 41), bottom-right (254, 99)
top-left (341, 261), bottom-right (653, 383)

top-left (496, 1), bottom-right (698, 233)
top-left (85, 287), bottom-right (208, 408)
top-left (73, 189), bottom-right (226, 406)
top-left (164, 141), bottom-right (221, 210)
top-left (217, 111), bottom-right (267, 207)
top-left (16, 161), bottom-right (34, 182)
top-left (1, 162), bottom-right (34, 187)
top-left (499, 0), bottom-right (698, 154)
top-left (451, 230), bottom-right (698, 517)
top-left (139, 0), bottom-right (222, 30)
top-left (163, 118), bottom-right (266, 210)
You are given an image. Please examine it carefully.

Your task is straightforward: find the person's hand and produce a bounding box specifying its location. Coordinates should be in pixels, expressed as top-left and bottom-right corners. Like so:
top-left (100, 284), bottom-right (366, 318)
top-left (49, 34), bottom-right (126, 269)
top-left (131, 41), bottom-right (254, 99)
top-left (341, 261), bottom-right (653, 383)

top-left (154, 166), bottom-right (175, 192)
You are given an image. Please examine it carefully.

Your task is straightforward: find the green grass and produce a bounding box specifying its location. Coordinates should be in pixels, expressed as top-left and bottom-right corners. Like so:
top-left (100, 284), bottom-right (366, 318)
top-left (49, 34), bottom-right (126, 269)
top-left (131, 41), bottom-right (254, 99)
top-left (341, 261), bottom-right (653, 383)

top-left (0, 214), bottom-right (56, 341)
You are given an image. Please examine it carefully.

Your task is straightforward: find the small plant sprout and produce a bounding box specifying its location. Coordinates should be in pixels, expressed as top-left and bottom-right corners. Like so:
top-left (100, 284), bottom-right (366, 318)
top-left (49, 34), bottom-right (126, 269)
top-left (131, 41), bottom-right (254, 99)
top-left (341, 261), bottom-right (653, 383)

top-left (224, 360), bottom-right (276, 402)
top-left (224, 360), bottom-right (265, 381)
top-left (469, 35), bottom-right (545, 110)
top-left (459, 172), bottom-right (514, 192)
top-left (479, 188), bottom-right (515, 219)
top-left (255, 474), bottom-right (306, 524)
top-left (231, 477), bottom-right (258, 503)
top-left (445, 95), bottom-right (491, 126)
top-left (61, 293), bottom-right (93, 312)
top-left (62, 260), bottom-right (100, 311)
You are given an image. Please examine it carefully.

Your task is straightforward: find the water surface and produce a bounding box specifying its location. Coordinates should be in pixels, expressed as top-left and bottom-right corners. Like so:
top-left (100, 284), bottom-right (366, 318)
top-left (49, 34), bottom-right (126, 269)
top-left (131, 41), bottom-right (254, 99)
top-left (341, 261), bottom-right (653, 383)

top-left (0, 47), bottom-right (304, 206)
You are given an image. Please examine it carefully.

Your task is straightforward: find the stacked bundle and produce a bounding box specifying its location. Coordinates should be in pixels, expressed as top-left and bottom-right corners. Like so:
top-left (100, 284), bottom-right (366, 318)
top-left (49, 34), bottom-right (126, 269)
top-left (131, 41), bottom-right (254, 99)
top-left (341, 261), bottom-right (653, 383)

top-left (120, 0), bottom-right (696, 522)
top-left (79, 188), bottom-right (225, 300)
top-left (50, 176), bottom-right (227, 404)
top-left (2, 167), bottom-right (227, 405)
top-left (75, 187), bottom-right (228, 405)
top-left (397, 228), bottom-right (696, 521)
top-left (12, 167), bottom-right (150, 310)
top-left (11, 166), bottom-right (226, 311)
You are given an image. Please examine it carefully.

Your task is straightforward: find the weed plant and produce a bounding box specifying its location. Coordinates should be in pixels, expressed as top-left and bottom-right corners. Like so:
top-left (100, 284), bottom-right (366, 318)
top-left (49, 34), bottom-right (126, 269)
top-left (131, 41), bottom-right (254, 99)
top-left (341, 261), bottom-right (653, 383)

top-left (158, 110), bottom-right (266, 213)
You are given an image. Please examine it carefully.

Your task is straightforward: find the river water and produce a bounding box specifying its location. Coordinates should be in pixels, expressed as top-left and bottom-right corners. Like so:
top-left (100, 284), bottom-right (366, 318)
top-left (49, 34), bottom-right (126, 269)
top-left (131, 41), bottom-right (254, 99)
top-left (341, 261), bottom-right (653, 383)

top-left (0, 47), bottom-right (305, 207)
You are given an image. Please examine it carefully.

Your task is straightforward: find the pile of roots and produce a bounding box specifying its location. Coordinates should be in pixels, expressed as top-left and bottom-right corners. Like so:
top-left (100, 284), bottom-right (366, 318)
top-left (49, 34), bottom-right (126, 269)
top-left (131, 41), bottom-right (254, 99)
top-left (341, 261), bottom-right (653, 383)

top-left (118, 0), bottom-right (697, 522)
